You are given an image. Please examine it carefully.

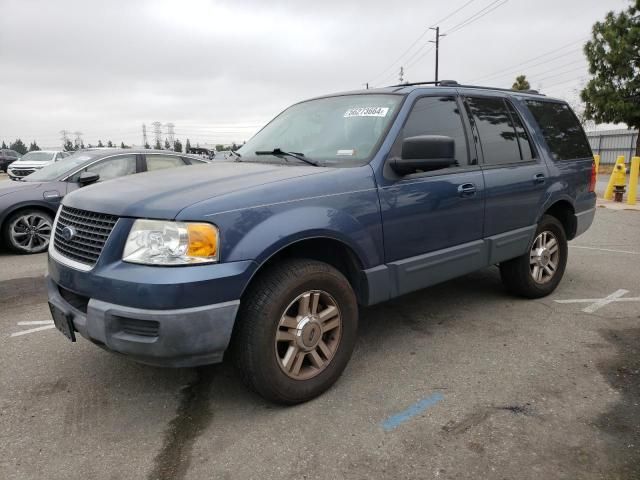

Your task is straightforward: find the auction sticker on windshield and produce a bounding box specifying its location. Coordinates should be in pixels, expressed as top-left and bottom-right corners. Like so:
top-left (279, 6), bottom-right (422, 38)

top-left (344, 107), bottom-right (389, 118)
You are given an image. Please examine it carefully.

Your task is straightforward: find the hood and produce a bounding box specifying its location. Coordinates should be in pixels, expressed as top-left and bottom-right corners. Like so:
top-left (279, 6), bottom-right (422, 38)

top-left (8, 159), bottom-right (53, 169)
top-left (63, 161), bottom-right (330, 218)
top-left (0, 179), bottom-right (42, 198)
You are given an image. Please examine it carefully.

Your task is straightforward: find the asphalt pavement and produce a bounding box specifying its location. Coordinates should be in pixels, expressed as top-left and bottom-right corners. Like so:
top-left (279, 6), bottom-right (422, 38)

top-left (0, 195), bottom-right (639, 479)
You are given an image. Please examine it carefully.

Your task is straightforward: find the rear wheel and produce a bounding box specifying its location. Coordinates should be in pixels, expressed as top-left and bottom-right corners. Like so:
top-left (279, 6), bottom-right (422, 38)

top-left (232, 259), bottom-right (358, 404)
top-left (500, 215), bottom-right (568, 298)
top-left (2, 209), bottom-right (53, 254)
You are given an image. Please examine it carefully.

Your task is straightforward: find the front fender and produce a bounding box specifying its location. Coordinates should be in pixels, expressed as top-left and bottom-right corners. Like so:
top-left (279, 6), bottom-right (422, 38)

top-left (226, 205), bottom-right (382, 268)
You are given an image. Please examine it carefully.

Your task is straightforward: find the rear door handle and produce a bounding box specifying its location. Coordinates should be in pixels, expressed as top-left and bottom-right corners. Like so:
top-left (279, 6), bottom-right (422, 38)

top-left (533, 173), bottom-right (546, 184)
top-left (458, 183), bottom-right (477, 197)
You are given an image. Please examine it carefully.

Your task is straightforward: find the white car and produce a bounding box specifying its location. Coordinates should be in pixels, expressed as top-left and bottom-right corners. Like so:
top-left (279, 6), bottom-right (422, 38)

top-left (7, 150), bottom-right (71, 180)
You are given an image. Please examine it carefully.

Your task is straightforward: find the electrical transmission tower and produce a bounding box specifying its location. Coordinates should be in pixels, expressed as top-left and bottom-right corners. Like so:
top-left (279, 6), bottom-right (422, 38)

top-left (59, 130), bottom-right (70, 148)
top-left (166, 123), bottom-right (175, 149)
top-left (151, 122), bottom-right (162, 148)
top-left (73, 131), bottom-right (83, 149)
top-left (142, 124), bottom-right (148, 147)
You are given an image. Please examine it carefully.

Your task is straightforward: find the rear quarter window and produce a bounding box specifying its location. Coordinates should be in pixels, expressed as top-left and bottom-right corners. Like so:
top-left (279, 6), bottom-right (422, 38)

top-left (525, 100), bottom-right (592, 161)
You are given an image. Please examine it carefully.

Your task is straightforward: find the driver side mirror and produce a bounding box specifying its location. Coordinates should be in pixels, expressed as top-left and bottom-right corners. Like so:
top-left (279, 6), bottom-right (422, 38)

top-left (78, 171), bottom-right (100, 186)
top-left (390, 135), bottom-right (457, 175)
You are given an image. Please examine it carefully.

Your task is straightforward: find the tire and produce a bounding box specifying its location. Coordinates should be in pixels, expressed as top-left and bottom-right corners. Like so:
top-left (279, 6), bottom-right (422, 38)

top-left (2, 209), bottom-right (53, 254)
top-left (232, 259), bottom-right (358, 404)
top-left (500, 215), bottom-right (568, 298)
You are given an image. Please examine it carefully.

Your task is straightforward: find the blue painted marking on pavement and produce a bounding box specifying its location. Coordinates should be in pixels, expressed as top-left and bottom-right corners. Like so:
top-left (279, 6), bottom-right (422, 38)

top-left (380, 392), bottom-right (445, 432)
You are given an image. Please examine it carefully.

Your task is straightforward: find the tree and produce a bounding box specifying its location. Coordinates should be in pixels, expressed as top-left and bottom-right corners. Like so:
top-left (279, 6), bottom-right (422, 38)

top-left (215, 144), bottom-right (224, 152)
top-left (107, 140), bottom-right (114, 148)
top-left (120, 142), bottom-right (130, 149)
top-left (10, 139), bottom-right (27, 155)
top-left (63, 139), bottom-right (75, 152)
top-left (512, 75), bottom-right (531, 91)
top-left (164, 138), bottom-right (171, 150)
top-left (185, 138), bottom-right (191, 153)
top-left (581, 0), bottom-right (640, 155)
top-left (231, 142), bottom-right (239, 151)
top-left (28, 141), bottom-right (40, 151)
top-left (97, 140), bottom-right (104, 148)
top-left (174, 139), bottom-right (183, 152)
top-left (154, 139), bottom-right (162, 150)
top-left (1, 141), bottom-right (7, 149)
top-left (144, 142), bottom-right (151, 149)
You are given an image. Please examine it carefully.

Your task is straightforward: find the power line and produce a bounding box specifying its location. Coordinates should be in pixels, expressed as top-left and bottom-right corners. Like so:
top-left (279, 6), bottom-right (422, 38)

top-left (445, 0), bottom-right (509, 35)
top-left (470, 36), bottom-right (588, 83)
top-left (366, 0), bottom-right (478, 84)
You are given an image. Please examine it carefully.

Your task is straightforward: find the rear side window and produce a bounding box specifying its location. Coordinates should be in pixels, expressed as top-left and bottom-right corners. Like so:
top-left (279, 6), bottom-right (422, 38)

top-left (466, 96), bottom-right (524, 166)
top-left (525, 101), bottom-right (592, 160)
top-left (146, 154), bottom-right (186, 171)
top-left (400, 96), bottom-right (469, 166)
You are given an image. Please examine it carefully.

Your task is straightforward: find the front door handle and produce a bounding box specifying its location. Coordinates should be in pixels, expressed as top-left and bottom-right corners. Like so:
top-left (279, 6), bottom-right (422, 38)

top-left (458, 183), bottom-right (477, 197)
top-left (533, 173), bottom-right (546, 184)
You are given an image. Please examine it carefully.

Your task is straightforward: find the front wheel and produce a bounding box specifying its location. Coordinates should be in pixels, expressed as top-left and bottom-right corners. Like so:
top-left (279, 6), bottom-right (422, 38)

top-left (2, 209), bottom-right (53, 254)
top-left (500, 215), bottom-right (568, 298)
top-left (232, 259), bottom-right (358, 404)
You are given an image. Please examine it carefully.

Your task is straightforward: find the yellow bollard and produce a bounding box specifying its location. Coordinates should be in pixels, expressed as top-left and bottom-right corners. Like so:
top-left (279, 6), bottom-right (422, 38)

top-left (628, 156), bottom-right (639, 205)
top-left (593, 155), bottom-right (600, 196)
top-left (604, 155), bottom-right (626, 200)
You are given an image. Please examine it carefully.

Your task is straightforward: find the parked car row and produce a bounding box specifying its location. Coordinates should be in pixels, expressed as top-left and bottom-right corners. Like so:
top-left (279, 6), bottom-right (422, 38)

top-left (0, 149), bottom-right (22, 172)
top-left (6, 150), bottom-right (72, 180)
top-left (0, 149), bottom-right (210, 254)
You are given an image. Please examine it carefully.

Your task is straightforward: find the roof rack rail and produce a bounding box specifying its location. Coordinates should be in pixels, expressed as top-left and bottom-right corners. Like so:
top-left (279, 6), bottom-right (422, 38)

top-left (383, 80), bottom-right (545, 96)
top-left (387, 80), bottom-right (459, 87)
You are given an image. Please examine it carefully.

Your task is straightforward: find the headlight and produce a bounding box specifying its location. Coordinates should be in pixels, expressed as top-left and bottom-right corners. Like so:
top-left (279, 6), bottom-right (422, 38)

top-left (123, 220), bottom-right (219, 265)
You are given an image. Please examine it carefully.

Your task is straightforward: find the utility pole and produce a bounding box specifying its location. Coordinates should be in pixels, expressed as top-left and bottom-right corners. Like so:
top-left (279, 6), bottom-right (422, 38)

top-left (429, 26), bottom-right (446, 83)
top-left (142, 124), bottom-right (148, 147)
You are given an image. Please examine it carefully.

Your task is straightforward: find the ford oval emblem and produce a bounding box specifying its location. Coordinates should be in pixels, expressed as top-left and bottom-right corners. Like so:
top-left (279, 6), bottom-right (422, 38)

top-left (61, 226), bottom-right (76, 242)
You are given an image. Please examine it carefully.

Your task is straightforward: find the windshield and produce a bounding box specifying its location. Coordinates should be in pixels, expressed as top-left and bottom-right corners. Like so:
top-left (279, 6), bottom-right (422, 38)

top-left (25, 153), bottom-right (95, 181)
top-left (18, 151), bottom-right (56, 163)
top-left (238, 94), bottom-right (403, 166)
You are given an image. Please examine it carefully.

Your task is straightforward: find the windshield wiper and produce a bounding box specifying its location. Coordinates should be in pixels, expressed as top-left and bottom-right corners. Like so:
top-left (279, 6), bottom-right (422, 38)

top-left (228, 150), bottom-right (242, 161)
top-left (255, 148), bottom-right (319, 166)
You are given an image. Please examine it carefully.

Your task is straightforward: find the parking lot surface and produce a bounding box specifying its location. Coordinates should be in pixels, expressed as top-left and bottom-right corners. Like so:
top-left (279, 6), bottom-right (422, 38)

top-left (0, 207), bottom-right (639, 480)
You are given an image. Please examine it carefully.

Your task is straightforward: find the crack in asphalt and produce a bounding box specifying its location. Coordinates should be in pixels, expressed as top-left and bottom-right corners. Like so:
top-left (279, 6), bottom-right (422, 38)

top-left (147, 367), bottom-right (216, 480)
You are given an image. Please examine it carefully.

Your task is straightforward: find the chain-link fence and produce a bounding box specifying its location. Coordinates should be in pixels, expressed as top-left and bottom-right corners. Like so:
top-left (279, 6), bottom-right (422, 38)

top-left (586, 129), bottom-right (639, 164)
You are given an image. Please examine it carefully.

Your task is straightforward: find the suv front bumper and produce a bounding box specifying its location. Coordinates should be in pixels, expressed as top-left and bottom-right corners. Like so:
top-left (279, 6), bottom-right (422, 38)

top-left (47, 276), bottom-right (240, 367)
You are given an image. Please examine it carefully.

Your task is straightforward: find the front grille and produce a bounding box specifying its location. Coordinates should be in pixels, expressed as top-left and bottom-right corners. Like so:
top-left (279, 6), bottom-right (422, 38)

top-left (54, 206), bottom-right (119, 267)
top-left (10, 168), bottom-right (35, 177)
top-left (118, 318), bottom-right (160, 337)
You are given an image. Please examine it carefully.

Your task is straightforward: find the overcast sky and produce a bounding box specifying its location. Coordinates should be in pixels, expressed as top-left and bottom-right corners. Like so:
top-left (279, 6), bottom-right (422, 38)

top-left (0, 0), bottom-right (628, 148)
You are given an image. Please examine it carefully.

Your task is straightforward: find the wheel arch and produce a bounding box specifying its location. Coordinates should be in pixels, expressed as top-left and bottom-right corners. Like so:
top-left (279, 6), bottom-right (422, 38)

top-left (240, 235), bottom-right (369, 305)
top-left (541, 199), bottom-right (576, 240)
top-left (0, 201), bottom-right (57, 233)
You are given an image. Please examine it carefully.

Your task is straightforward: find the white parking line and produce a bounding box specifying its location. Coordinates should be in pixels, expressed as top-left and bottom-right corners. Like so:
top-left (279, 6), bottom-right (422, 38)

top-left (18, 321), bottom-right (55, 326)
top-left (10, 324), bottom-right (55, 337)
top-left (554, 289), bottom-right (640, 313)
top-left (570, 245), bottom-right (640, 255)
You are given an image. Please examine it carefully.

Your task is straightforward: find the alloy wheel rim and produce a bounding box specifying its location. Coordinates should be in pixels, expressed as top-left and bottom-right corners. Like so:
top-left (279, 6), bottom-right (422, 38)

top-left (529, 231), bottom-right (560, 284)
top-left (275, 290), bottom-right (342, 380)
top-left (11, 214), bottom-right (52, 252)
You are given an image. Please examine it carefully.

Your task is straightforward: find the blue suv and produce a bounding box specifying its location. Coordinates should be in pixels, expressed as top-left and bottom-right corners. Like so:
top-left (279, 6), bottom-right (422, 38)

top-left (46, 82), bottom-right (596, 404)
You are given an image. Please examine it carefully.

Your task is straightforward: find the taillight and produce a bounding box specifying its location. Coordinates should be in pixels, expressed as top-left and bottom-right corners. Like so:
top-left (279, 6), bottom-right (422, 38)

top-left (589, 161), bottom-right (597, 192)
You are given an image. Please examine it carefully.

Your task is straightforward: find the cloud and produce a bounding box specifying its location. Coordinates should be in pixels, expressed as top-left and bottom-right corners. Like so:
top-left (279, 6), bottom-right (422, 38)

top-left (0, 0), bottom-right (624, 147)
